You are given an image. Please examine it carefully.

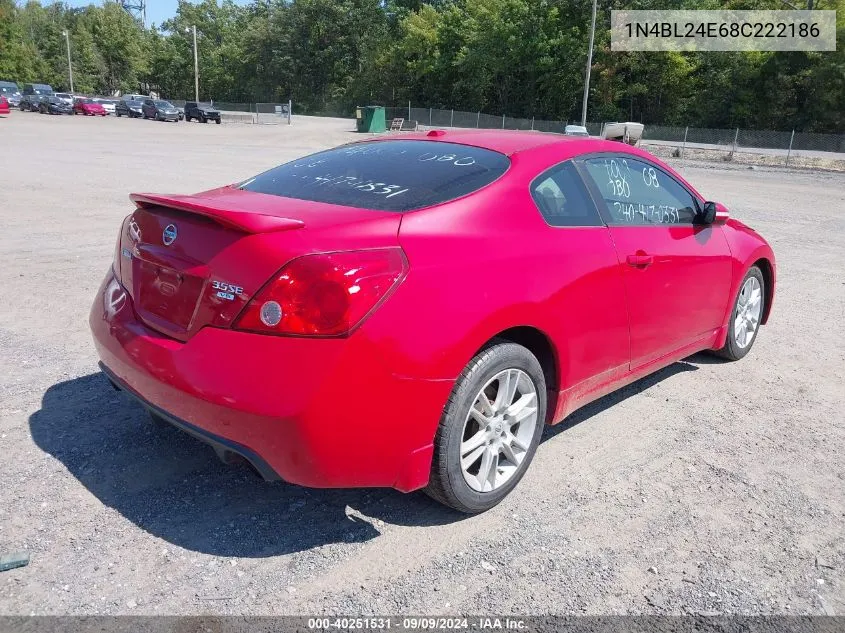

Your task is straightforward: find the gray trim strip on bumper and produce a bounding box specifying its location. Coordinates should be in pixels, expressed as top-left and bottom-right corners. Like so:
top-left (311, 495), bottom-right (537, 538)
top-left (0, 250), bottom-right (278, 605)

top-left (99, 362), bottom-right (282, 482)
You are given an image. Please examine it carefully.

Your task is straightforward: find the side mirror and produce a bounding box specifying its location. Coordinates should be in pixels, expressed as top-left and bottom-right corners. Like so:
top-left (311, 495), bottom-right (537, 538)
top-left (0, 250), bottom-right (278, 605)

top-left (698, 201), bottom-right (717, 224)
top-left (698, 201), bottom-right (729, 224)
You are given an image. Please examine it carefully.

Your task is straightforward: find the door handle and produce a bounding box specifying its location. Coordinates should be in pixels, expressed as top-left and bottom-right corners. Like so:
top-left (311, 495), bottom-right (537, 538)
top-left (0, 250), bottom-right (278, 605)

top-left (626, 254), bottom-right (653, 267)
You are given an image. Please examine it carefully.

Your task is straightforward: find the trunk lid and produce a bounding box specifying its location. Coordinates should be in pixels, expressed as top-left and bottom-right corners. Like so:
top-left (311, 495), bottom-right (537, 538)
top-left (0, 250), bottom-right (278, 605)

top-left (118, 187), bottom-right (402, 341)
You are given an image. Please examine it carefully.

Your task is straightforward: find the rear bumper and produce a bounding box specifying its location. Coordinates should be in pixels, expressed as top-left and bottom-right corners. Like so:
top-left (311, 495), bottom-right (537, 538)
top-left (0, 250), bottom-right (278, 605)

top-left (100, 362), bottom-right (280, 481)
top-left (89, 270), bottom-right (452, 491)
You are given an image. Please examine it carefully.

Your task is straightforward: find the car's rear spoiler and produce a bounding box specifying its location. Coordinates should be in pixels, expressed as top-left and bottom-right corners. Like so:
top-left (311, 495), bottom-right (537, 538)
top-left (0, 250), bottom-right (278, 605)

top-left (130, 192), bottom-right (306, 234)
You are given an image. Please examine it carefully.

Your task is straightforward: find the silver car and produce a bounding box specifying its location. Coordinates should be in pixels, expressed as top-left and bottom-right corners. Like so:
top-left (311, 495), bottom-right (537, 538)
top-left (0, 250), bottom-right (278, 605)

top-left (142, 99), bottom-right (180, 122)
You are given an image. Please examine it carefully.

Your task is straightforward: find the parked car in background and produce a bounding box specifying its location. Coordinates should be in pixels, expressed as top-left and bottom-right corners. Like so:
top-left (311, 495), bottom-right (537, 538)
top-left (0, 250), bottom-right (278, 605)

top-left (176, 106), bottom-right (184, 120)
top-left (142, 99), bottom-right (179, 122)
top-left (19, 94), bottom-right (45, 112)
top-left (22, 83), bottom-right (54, 97)
top-left (184, 101), bottom-right (221, 124)
top-left (564, 125), bottom-right (590, 137)
top-left (55, 92), bottom-right (74, 105)
top-left (121, 93), bottom-right (148, 102)
top-left (5, 91), bottom-right (22, 107)
top-left (93, 98), bottom-right (116, 115)
top-left (0, 95), bottom-right (10, 115)
top-left (115, 99), bottom-right (144, 118)
top-left (73, 98), bottom-right (107, 116)
top-left (39, 95), bottom-right (73, 115)
top-left (0, 81), bottom-right (21, 107)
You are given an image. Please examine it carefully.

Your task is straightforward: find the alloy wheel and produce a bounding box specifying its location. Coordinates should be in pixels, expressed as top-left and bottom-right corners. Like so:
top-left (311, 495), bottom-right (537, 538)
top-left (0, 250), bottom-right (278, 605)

top-left (460, 368), bottom-right (538, 493)
top-left (734, 276), bottom-right (762, 349)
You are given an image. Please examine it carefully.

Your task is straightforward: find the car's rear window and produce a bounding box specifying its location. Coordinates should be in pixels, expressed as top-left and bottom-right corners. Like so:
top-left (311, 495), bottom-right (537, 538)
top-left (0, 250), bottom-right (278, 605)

top-left (238, 140), bottom-right (510, 212)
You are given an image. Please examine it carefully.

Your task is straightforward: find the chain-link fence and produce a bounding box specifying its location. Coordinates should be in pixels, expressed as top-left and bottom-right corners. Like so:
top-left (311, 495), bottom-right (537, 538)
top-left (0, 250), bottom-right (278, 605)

top-left (386, 106), bottom-right (574, 135)
top-left (640, 125), bottom-right (845, 169)
top-left (130, 95), bottom-right (845, 168)
top-left (382, 105), bottom-right (844, 169)
top-left (164, 99), bottom-right (292, 124)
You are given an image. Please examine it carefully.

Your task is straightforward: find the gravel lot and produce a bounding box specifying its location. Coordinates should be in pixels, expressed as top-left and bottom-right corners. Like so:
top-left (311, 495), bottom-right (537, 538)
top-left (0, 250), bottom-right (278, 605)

top-left (1, 111), bottom-right (843, 616)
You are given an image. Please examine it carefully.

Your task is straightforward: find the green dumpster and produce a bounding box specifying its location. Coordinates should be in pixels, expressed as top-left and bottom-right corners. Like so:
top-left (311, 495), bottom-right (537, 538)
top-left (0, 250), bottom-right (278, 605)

top-left (356, 105), bottom-right (386, 133)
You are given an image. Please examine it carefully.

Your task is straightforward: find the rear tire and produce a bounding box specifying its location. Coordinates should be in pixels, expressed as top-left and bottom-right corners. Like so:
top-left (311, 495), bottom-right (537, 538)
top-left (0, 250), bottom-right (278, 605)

top-left (425, 341), bottom-right (547, 514)
top-left (215, 118), bottom-right (221, 124)
top-left (714, 266), bottom-right (765, 361)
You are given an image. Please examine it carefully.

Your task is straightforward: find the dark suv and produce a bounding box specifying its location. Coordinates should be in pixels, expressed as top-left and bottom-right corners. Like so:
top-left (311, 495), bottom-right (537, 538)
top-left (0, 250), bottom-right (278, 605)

top-left (19, 94), bottom-right (45, 112)
top-left (184, 101), bottom-right (221, 124)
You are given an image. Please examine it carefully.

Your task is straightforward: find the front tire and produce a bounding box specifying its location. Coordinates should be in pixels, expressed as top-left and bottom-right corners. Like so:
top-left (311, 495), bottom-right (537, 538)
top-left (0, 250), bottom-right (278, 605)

top-left (425, 341), bottom-right (547, 513)
top-left (714, 266), bottom-right (765, 361)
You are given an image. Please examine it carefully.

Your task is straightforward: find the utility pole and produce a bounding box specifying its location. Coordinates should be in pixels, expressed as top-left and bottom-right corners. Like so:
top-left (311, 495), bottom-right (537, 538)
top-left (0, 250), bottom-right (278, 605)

top-left (580, 0), bottom-right (598, 127)
top-left (187, 25), bottom-right (199, 101)
top-left (61, 30), bottom-right (74, 93)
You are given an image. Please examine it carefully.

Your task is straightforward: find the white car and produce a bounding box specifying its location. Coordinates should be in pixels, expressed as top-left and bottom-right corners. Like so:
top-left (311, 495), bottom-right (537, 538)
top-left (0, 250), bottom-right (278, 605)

top-left (54, 92), bottom-right (74, 105)
top-left (564, 124), bottom-right (590, 137)
top-left (93, 98), bottom-right (116, 115)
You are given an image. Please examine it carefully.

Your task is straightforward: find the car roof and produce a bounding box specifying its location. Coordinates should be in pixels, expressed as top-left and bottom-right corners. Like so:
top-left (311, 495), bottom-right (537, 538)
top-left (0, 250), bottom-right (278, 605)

top-left (377, 129), bottom-right (639, 159)
top-left (368, 129), bottom-right (702, 198)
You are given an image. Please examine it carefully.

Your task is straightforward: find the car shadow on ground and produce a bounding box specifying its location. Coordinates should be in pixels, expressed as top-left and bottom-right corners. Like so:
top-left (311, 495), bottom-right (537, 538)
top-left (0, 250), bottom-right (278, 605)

top-left (542, 359), bottom-right (700, 442)
top-left (30, 358), bottom-right (703, 558)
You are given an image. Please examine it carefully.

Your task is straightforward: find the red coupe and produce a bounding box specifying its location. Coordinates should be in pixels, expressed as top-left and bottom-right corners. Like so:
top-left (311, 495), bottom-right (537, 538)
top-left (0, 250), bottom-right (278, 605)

top-left (0, 95), bottom-right (9, 115)
top-left (73, 98), bottom-right (107, 116)
top-left (90, 131), bottom-right (775, 513)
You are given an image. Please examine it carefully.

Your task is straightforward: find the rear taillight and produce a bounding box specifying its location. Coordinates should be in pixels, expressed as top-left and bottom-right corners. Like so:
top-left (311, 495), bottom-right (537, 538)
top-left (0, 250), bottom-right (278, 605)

top-left (234, 248), bottom-right (407, 337)
top-left (113, 215), bottom-right (131, 278)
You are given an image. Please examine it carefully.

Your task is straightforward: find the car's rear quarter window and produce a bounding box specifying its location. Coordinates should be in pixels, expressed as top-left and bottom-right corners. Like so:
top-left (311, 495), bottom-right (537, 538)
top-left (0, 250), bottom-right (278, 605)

top-left (239, 140), bottom-right (510, 212)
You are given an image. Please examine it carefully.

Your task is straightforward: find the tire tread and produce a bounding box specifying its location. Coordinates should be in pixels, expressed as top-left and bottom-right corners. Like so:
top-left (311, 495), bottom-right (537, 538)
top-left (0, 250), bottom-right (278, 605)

top-left (713, 265), bottom-right (765, 361)
top-left (424, 339), bottom-right (545, 513)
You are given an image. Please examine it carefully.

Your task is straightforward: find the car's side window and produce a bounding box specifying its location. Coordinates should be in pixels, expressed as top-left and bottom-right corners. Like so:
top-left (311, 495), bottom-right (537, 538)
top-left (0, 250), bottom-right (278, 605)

top-left (530, 161), bottom-right (602, 227)
top-left (581, 156), bottom-right (698, 226)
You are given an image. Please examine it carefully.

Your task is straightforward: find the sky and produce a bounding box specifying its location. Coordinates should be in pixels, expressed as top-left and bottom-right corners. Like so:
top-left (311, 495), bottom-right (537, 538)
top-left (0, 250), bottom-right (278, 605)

top-left (62, 0), bottom-right (251, 28)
